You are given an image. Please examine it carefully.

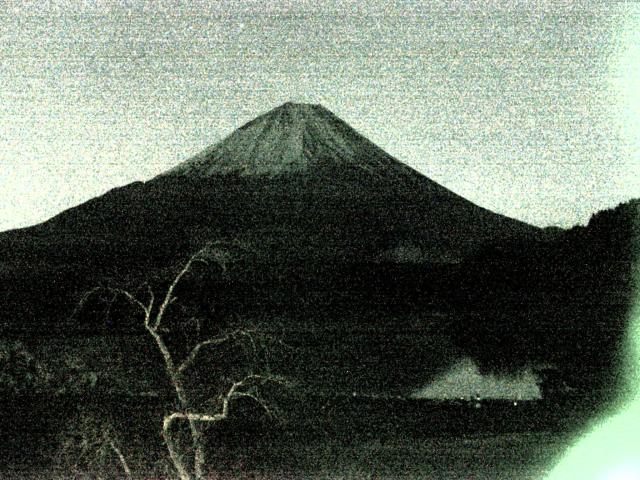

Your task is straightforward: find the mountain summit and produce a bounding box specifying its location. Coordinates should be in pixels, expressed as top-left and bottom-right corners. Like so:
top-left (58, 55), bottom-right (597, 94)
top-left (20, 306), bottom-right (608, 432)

top-left (164, 102), bottom-right (416, 178)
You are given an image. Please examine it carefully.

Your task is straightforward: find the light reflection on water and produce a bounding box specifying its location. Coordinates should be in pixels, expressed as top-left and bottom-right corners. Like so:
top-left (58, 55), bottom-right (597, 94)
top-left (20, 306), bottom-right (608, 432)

top-left (413, 357), bottom-right (541, 400)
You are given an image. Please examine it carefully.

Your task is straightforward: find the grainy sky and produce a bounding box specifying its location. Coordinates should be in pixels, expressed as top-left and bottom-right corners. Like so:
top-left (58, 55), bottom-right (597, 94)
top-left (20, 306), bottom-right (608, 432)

top-left (1, 0), bottom-right (638, 232)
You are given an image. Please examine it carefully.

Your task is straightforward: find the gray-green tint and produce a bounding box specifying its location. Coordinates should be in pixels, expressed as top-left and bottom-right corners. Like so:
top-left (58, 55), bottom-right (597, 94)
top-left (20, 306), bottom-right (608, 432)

top-left (1, 0), bottom-right (638, 231)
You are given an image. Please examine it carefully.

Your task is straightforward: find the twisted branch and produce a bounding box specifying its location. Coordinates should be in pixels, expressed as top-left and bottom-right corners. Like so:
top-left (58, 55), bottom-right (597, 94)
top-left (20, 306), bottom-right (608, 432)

top-left (177, 328), bottom-right (258, 374)
top-left (70, 242), bottom-right (284, 480)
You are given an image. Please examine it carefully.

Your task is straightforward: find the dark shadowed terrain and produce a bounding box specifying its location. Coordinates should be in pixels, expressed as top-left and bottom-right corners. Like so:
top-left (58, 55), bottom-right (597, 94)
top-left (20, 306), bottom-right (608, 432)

top-left (0, 103), bottom-right (637, 478)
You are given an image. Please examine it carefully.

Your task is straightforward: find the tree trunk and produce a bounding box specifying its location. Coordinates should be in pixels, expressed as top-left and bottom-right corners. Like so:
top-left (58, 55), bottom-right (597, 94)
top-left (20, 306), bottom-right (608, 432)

top-left (147, 323), bottom-right (206, 479)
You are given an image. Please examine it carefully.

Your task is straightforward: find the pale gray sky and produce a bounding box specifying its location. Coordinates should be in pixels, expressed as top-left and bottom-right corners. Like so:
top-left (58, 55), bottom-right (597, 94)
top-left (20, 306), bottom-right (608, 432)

top-left (1, 0), bottom-right (638, 232)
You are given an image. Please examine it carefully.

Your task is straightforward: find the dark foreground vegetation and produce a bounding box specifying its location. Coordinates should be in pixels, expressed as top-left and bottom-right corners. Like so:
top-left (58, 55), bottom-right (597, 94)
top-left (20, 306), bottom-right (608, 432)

top-left (2, 200), bottom-right (637, 398)
top-left (0, 199), bottom-right (637, 478)
top-left (1, 392), bottom-right (586, 479)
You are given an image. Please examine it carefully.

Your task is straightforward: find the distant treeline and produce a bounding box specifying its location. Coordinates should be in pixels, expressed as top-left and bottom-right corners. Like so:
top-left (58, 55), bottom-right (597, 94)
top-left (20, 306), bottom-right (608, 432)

top-left (446, 199), bottom-right (639, 404)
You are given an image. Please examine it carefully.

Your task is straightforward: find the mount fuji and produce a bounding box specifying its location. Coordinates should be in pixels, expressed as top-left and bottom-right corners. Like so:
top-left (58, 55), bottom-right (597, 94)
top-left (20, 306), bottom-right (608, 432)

top-left (0, 102), bottom-right (545, 392)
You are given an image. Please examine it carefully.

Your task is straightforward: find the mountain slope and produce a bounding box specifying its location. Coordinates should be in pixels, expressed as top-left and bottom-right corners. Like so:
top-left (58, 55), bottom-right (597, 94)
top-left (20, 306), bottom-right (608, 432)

top-left (0, 101), bottom-right (539, 321)
top-left (21, 102), bottom-right (536, 261)
top-left (163, 102), bottom-right (431, 179)
top-left (0, 102), bottom-right (544, 394)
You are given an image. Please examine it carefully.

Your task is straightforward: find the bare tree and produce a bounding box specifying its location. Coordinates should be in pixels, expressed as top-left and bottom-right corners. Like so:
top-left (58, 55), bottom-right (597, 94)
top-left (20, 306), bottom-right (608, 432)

top-left (57, 410), bottom-right (132, 479)
top-left (73, 243), bottom-right (286, 480)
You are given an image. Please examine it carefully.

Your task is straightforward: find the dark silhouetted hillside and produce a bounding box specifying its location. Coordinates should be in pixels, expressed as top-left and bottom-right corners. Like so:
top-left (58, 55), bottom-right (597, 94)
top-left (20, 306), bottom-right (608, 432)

top-left (447, 199), bottom-right (639, 404)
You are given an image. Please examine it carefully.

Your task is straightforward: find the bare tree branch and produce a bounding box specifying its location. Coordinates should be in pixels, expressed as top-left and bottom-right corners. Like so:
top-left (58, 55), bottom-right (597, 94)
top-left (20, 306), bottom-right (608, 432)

top-left (177, 328), bottom-right (258, 374)
top-left (112, 288), bottom-right (151, 318)
top-left (104, 433), bottom-right (132, 479)
top-left (154, 254), bottom-right (201, 330)
top-left (70, 286), bottom-right (103, 321)
top-left (68, 241), bottom-right (285, 480)
top-left (230, 391), bottom-right (275, 418)
top-left (223, 374), bottom-right (287, 418)
top-left (163, 373), bottom-right (285, 434)
top-left (71, 286), bottom-right (153, 328)
top-left (144, 283), bottom-right (155, 314)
